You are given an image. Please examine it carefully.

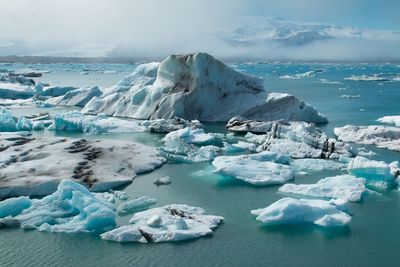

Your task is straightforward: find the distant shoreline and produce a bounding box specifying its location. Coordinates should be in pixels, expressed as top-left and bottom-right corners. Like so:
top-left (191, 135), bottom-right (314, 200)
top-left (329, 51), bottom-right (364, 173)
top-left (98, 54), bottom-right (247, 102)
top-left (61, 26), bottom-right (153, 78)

top-left (0, 55), bottom-right (399, 64)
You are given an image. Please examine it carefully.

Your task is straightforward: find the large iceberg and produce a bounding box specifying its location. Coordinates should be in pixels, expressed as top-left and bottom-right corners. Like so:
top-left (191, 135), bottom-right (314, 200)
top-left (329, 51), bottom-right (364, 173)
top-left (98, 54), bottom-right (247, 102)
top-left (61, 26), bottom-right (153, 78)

top-left (212, 151), bottom-right (294, 185)
top-left (82, 53), bottom-right (327, 123)
top-left (334, 125), bottom-right (400, 152)
top-left (0, 180), bottom-right (116, 233)
top-left (101, 204), bottom-right (224, 243)
top-left (49, 111), bottom-right (146, 134)
top-left (251, 198), bottom-right (351, 227)
top-left (279, 175), bottom-right (367, 202)
top-left (0, 134), bottom-right (165, 198)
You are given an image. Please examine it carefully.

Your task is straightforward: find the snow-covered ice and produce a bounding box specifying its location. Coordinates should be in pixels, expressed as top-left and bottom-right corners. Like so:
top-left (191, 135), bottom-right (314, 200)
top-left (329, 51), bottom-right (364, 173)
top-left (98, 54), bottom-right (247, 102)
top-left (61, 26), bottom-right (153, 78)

top-left (82, 53), bottom-right (327, 123)
top-left (377, 116), bottom-right (400, 127)
top-left (227, 118), bottom-right (350, 159)
top-left (334, 125), bottom-right (400, 152)
top-left (291, 158), bottom-right (345, 172)
top-left (279, 175), bottom-right (367, 202)
top-left (251, 198), bottom-right (351, 227)
top-left (0, 134), bottom-right (165, 198)
top-left (101, 204), bottom-right (224, 243)
top-left (141, 117), bottom-right (203, 133)
top-left (212, 151), bottom-right (294, 185)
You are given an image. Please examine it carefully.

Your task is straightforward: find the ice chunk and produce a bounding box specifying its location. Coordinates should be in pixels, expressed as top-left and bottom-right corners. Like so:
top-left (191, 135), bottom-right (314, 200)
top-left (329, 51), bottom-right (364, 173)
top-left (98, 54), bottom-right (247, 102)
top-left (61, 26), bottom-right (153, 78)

top-left (212, 151), bottom-right (294, 185)
top-left (291, 158), bottom-right (345, 172)
top-left (378, 116), bottom-right (400, 127)
top-left (82, 53), bottom-right (326, 123)
top-left (101, 204), bottom-right (224, 243)
top-left (344, 74), bottom-right (390, 82)
top-left (251, 198), bottom-right (351, 227)
top-left (141, 117), bottom-right (203, 133)
top-left (0, 134), bottom-right (165, 198)
top-left (0, 197), bottom-right (32, 218)
top-left (334, 125), bottom-right (400, 152)
top-left (0, 108), bottom-right (18, 131)
top-left (228, 117), bottom-right (349, 159)
top-left (222, 141), bottom-right (257, 153)
top-left (46, 86), bottom-right (102, 107)
top-left (117, 197), bottom-right (157, 215)
top-left (279, 175), bottom-right (367, 202)
top-left (153, 176), bottom-right (172, 186)
top-left (0, 180), bottom-right (117, 233)
top-left (347, 156), bottom-right (395, 189)
top-left (49, 111), bottom-right (146, 134)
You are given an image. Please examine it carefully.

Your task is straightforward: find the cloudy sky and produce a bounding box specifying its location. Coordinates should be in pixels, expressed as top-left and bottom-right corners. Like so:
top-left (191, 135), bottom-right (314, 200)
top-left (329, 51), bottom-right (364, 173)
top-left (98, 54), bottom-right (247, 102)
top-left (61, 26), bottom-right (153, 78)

top-left (1, 0), bottom-right (399, 60)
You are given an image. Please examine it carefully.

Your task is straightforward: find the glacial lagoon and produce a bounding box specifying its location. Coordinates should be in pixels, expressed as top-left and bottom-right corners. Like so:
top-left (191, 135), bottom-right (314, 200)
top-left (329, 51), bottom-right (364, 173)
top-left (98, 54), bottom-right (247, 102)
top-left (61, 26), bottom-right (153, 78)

top-left (1, 61), bottom-right (400, 266)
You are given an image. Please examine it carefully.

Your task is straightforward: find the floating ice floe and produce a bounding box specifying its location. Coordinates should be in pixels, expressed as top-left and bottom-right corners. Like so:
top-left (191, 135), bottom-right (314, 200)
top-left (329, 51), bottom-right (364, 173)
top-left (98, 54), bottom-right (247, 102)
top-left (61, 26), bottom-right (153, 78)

top-left (46, 86), bottom-right (102, 107)
top-left (334, 125), bottom-right (400, 152)
top-left (0, 134), bottom-right (165, 198)
top-left (0, 180), bottom-right (116, 233)
top-left (212, 151), bottom-right (294, 185)
top-left (222, 141), bottom-right (257, 153)
top-left (341, 95), bottom-right (361, 99)
top-left (227, 117), bottom-right (350, 159)
top-left (159, 127), bottom-right (220, 163)
top-left (279, 71), bottom-right (318, 80)
top-left (140, 117), bottom-right (203, 133)
top-left (377, 116), bottom-right (400, 127)
top-left (279, 175), bottom-right (367, 202)
top-left (101, 204), bottom-right (224, 243)
top-left (49, 111), bottom-right (146, 134)
top-left (0, 74), bottom-right (35, 99)
top-left (347, 156), bottom-right (396, 189)
top-left (153, 176), bottom-right (172, 186)
top-left (82, 53), bottom-right (327, 123)
top-left (117, 196), bottom-right (157, 215)
top-left (251, 197), bottom-right (351, 227)
top-left (291, 158), bottom-right (345, 173)
top-left (320, 79), bottom-right (341, 84)
top-left (344, 74), bottom-right (391, 82)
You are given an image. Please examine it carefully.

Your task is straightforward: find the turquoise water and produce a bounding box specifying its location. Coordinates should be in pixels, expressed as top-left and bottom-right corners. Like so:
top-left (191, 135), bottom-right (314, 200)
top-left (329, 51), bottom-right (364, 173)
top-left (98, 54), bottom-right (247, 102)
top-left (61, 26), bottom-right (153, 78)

top-left (1, 63), bottom-right (400, 266)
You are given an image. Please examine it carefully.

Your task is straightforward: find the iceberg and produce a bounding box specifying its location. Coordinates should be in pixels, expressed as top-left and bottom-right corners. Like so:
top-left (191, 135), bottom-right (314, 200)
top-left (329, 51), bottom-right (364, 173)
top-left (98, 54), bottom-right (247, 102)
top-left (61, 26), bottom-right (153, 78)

top-left (279, 175), bottom-right (367, 202)
top-left (291, 158), bottom-right (345, 172)
top-left (159, 127), bottom-right (218, 163)
top-left (49, 111), bottom-right (146, 134)
top-left (0, 180), bottom-right (116, 233)
top-left (140, 117), bottom-right (203, 133)
top-left (82, 53), bottom-right (327, 123)
top-left (334, 125), bottom-right (400, 152)
top-left (0, 134), bottom-right (165, 198)
top-left (347, 156), bottom-right (395, 189)
top-left (0, 109), bottom-right (18, 131)
top-left (46, 86), bottom-right (102, 107)
top-left (251, 198), bottom-right (351, 227)
top-left (117, 196), bottom-right (157, 215)
top-left (279, 71), bottom-right (317, 80)
top-left (228, 118), bottom-right (350, 159)
top-left (101, 204), bottom-right (224, 243)
top-left (377, 116), bottom-right (400, 127)
top-left (212, 151), bottom-right (294, 185)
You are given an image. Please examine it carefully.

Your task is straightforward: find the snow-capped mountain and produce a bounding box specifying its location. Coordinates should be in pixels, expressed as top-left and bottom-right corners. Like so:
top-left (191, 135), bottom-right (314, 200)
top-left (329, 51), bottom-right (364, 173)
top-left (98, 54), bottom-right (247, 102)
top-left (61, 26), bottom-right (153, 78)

top-left (219, 16), bottom-right (400, 47)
